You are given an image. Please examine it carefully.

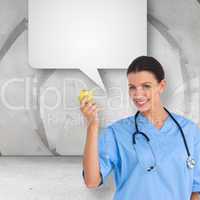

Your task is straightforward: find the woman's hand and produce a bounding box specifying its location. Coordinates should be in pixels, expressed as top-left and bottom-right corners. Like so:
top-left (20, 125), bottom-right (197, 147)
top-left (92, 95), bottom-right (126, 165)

top-left (191, 192), bottom-right (200, 200)
top-left (80, 96), bottom-right (101, 127)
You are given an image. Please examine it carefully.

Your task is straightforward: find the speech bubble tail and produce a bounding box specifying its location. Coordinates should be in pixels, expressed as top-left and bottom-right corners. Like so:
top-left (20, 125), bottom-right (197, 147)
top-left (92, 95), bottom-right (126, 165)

top-left (80, 68), bottom-right (106, 92)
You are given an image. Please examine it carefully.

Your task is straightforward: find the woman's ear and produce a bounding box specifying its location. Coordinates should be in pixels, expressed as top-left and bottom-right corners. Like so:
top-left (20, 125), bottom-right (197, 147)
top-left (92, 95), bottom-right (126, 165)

top-left (159, 79), bottom-right (167, 94)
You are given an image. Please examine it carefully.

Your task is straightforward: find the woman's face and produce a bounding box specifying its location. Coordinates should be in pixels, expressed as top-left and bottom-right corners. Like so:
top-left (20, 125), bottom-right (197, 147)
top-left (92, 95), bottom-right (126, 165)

top-left (127, 71), bottom-right (166, 112)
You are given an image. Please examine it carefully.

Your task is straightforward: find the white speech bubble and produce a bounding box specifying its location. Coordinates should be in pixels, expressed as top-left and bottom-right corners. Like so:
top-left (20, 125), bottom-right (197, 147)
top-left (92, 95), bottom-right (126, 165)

top-left (28, 0), bottom-right (147, 90)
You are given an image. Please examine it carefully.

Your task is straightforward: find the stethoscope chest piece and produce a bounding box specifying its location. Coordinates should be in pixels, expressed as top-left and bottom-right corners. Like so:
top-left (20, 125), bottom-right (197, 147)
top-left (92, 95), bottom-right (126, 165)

top-left (186, 156), bottom-right (196, 169)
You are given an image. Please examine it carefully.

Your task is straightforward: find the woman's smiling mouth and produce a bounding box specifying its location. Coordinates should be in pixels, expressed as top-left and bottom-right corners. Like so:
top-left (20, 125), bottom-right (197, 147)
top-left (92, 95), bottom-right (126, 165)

top-left (134, 99), bottom-right (150, 107)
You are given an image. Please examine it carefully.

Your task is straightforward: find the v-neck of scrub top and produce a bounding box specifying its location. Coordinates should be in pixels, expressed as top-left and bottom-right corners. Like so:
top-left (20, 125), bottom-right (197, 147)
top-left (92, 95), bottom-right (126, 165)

top-left (136, 111), bottom-right (173, 137)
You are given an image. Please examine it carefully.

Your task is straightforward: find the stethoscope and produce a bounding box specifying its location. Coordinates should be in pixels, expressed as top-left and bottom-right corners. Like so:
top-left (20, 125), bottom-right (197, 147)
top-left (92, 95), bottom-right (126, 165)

top-left (132, 107), bottom-right (196, 171)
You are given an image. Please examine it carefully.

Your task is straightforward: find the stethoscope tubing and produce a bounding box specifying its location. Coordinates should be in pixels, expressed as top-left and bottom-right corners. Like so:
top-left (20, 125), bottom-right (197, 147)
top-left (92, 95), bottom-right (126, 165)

top-left (133, 107), bottom-right (191, 158)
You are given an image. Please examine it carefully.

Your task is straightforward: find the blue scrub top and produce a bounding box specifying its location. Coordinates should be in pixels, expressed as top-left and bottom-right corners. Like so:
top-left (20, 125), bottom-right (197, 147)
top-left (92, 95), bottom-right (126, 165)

top-left (82, 111), bottom-right (200, 200)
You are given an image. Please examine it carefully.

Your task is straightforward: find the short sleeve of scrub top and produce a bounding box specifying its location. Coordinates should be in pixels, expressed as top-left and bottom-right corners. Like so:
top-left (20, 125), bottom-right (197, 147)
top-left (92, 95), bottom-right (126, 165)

top-left (82, 126), bottom-right (118, 187)
top-left (192, 124), bottom-right (200, 193)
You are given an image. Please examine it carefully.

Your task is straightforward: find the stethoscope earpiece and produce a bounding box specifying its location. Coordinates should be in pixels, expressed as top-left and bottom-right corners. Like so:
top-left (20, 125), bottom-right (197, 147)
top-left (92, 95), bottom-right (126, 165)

top-left (147, 166), bottom-right (154, 172)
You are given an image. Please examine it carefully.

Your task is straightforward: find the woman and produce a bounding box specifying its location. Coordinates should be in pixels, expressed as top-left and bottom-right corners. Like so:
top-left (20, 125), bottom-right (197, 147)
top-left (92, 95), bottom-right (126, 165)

top-left (81, 56), bottom-right (200, 200)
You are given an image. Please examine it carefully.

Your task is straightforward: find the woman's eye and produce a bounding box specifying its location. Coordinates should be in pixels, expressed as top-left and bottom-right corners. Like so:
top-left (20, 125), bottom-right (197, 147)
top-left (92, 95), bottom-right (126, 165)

top-left (129, 85), bottom-right (151, 91)
top-left (129, 86), bottom-right (135, 90)
top-left (143, 85), bottom-right (151, 89)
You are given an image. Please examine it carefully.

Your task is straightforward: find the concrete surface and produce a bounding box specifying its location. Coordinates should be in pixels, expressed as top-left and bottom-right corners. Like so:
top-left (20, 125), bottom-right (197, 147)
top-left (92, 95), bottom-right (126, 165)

top-left (0, 157), bottom-right (114, 200)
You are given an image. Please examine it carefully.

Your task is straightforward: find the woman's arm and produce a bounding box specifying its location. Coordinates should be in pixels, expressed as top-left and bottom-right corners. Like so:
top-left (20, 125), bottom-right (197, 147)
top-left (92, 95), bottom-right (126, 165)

top-left (190, 192), bottom-right (200, 200)
top-left (80, 96), bottom-right (102, 188)
top-left (82, 122), bottom-right (102, 188)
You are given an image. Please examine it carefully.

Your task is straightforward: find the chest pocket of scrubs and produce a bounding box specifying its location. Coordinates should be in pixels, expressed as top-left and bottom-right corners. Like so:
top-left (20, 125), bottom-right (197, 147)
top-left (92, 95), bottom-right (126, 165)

top-left (156, 133), bottom-right (191, 177)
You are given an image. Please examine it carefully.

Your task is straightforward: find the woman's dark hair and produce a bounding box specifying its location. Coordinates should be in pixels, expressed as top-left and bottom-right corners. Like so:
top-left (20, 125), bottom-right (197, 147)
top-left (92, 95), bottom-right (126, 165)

top-left (126, 56), bottom-right (165, 83)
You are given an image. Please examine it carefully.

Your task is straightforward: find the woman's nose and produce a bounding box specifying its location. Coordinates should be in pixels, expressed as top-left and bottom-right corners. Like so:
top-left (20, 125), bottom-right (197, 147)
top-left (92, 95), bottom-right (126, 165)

top-left (134, 86), bottom-right (144, 96)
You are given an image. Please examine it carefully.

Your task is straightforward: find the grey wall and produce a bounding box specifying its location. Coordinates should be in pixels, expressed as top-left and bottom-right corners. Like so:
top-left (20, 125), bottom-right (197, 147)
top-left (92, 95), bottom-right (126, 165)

top-left (0, 0), bottom-right (200, 155)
